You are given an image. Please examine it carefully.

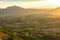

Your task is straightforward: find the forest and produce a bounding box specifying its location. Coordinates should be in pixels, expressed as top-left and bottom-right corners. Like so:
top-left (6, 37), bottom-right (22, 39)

top-left (0, 16), bottom-right (60, 40)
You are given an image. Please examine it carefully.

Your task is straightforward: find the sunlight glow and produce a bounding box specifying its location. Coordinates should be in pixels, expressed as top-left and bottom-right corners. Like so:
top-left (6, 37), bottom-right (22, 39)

top-left (47, 0), bottom-right (60, 6)
top-left (0, 0), bottom-right (60, 9)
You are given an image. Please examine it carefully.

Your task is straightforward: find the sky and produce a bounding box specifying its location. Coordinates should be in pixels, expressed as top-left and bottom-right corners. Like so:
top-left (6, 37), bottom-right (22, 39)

top-left (0, 0), bottom-right (60, 9)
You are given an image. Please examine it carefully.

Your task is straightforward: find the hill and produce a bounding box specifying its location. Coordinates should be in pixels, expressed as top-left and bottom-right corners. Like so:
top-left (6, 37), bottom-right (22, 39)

top-left (43, 7), bottom-right (60, 18)
top-left (0, 6), bottom-right (50, 17)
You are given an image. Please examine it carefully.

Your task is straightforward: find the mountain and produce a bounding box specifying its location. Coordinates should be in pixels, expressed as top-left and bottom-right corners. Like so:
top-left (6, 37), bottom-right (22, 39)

top-left (0, 6), bottom-right (26, 14)
top-left (42, 7), bottom-right (60, 18)
top-left (0, 6), bottom-right (30, 17)
top-left (0, 6), bottom-right (50, 17)
top-left (31, 7), bottom-right (60, 18)
top-left (0, 6), bottom-right (50, 14)
top-left (0, 6), bottom-right (60, 18)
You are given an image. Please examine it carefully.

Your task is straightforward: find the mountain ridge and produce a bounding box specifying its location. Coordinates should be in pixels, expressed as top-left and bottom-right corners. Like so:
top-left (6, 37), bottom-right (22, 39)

top-left (0, 6), bottom-right (60, 18)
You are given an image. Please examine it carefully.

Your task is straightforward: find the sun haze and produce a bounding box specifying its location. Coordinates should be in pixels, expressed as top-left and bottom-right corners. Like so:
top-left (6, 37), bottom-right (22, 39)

top-left (0, 0), bottom-right (60, 9)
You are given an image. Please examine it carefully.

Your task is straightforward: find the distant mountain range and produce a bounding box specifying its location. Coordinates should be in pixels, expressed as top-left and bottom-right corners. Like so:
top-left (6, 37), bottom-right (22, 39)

top-left (0, 6), bottom-right (60, 18)
top-left (0, 6), bottom-right (50, 13)
top-left (43, 7), bottom-right (60, 18)
top-left (25, 7), bottom-right (60, 18)
top-left (0, 6), bottom-right (26, 14)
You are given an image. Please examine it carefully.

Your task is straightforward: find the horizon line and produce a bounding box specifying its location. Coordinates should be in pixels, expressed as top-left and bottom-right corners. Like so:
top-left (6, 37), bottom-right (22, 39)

top-left (0, 5), bottom-right (59, 9)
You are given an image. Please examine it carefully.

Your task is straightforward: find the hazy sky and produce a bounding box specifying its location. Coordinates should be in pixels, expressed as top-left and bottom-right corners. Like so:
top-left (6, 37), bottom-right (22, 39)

top-left (0, 0), bottom-right (41, 1)
top-left (0, 0), bottom-right (60, 9)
